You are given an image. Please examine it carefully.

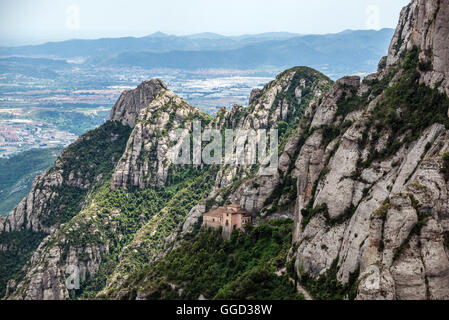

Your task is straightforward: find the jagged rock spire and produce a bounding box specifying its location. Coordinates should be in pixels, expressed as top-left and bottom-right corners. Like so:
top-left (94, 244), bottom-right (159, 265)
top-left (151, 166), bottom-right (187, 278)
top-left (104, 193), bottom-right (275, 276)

top-left (110, 79), bottom-right (168, 127)
top-left (388, 0), bottom-right (449, 95)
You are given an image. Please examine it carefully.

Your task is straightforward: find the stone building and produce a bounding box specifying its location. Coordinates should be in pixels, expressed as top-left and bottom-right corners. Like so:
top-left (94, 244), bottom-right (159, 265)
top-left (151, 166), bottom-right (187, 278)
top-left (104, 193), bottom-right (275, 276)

top-left (202, 204), bottom-right (252, 240)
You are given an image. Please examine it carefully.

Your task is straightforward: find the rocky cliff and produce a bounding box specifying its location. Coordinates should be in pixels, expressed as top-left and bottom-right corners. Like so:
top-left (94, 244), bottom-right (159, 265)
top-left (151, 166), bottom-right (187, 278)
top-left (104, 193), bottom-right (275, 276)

top-left (0, 121), bottom-right (131, 297)
top-left (388, 0), bottom-right (449, 96)
top-left (1, 123), bottom-right (129, 235)
top-left (110, 79), bottom-right (167, 127)
top-left (111, 86), bottom-right (212, 190)
top-left (97, 66), bottom-right (332, 299)
top-left (0, 64), bottom-right (331, 299)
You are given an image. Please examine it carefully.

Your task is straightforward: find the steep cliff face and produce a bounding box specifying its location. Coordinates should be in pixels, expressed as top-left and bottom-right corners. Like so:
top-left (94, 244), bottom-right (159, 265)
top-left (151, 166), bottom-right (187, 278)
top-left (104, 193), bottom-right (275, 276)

top-left (111, 86), bottom-right (212, 189)
top-left (110, 79), bottom-right (167, 127)
top-left (388, 0), bottom-right (449, 96)
top-left (0, 122), bottom-right (131, 235)
top-left (96, 67), bottom-right (332, 299)
top-left (286, 0), bottom-right (449, 300)
top-left (208, 67), bottom-right (332, 217)
top-left (0, 121), bottom-right (131, 297)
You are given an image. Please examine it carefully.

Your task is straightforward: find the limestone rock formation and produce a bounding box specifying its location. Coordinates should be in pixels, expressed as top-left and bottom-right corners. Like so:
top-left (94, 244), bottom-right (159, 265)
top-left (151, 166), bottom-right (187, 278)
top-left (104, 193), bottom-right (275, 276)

top-left (0, 120), bottom-right (131, 299)
top-left (0, 123), bottom-right (130, 235)
top-left (110, 79), bottom-right (167, 127)
top-left (111, 88), bottom-right (210, 189)
top-left (287, 0), bottom-right (449, 300)
top-left (388, 0), bottom-right (449, 96)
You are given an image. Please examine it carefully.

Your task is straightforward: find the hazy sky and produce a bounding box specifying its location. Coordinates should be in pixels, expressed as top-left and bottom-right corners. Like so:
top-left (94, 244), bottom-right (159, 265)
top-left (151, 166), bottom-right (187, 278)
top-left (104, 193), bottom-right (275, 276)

top-left (0, 0), bottom-right (409, 46)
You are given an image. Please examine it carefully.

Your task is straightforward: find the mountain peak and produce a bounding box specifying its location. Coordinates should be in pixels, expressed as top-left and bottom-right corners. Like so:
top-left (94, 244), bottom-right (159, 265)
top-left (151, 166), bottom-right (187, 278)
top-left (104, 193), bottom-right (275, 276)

top-left (110, 79), bottom-right (168, 127)
top-left (185, 32), bottom-right (227, 40)
top-left (139, 78), bottom-right (167, 89)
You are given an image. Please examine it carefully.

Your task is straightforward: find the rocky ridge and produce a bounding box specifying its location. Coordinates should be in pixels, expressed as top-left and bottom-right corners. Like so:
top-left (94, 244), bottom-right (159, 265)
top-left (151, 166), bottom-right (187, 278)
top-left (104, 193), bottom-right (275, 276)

top-left (284, 0), bottom-right (449, 299)
top-left (387, 0), bottom-right (449, 96)
top-left (1, 67), bottom-right (330, 299)
top-left (97, 66), bottom-right (332, 299)
top-left (110, 79), bottom-right (167, 127)
top-left (111, 85), bottom-right (212, 189)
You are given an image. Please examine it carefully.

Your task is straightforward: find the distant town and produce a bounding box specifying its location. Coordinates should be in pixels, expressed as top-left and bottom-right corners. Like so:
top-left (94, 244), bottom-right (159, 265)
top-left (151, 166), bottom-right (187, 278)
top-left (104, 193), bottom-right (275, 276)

top-left (0, 65), bottom-right (275, 158)
top-left (0, 119), bottom-right (77, 158)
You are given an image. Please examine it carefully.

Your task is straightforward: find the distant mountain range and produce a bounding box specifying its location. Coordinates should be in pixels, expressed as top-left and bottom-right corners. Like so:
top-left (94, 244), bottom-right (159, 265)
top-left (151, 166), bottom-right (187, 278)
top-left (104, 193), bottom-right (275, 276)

top-left (0, 31), bottom-right (308, 57)
top-left (0, 29), bottom-right (395, 73)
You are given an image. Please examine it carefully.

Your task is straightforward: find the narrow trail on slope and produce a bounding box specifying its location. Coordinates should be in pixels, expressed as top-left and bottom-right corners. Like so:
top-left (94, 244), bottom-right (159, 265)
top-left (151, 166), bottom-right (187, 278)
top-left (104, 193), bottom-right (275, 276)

top-left (276, 267), bottom-right (313, 300)
top-left (288, 276), bottom-right (314, 301)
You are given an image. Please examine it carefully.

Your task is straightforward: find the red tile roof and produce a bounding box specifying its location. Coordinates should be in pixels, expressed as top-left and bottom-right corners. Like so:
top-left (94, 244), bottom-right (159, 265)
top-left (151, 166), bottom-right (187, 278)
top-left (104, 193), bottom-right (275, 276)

top-left (204, 207), bottom-right (225, 218)
top-left (203, 204), bottom-right (249, 217)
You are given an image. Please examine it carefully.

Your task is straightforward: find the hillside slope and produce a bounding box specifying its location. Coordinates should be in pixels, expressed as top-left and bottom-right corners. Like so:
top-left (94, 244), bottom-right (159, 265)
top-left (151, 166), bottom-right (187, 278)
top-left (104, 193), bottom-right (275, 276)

top-left (1, 67), bottom-right (331, 299)
top-left (0, 148), bottom-right (61, 216)
top-left (99, 0), bottom-right (449, 300)
top-left (286, 0), bottom-right (449, 300)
